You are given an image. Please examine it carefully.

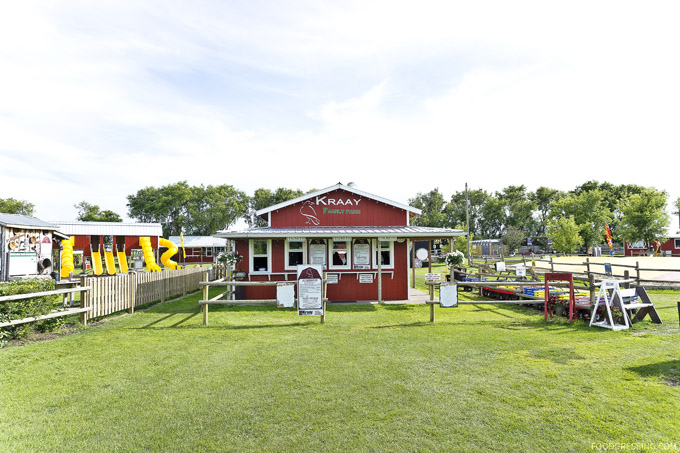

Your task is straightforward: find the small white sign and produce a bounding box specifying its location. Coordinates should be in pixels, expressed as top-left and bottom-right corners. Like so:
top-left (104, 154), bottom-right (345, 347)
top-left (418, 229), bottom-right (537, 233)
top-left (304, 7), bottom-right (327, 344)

top-left (276, 283), bottom-right (295, 308)
top-left (425, 273), bottom-right (441, 281)
top-left (378, 237), bottom-right (397, 242)
top-left (440, 283), bottom-right (458, 308)
top-left (326, 273), bottom-right (339, 284)
top-left (359, 273), bottom-right (373, 283)
top-left (495, 261), bottom-right (506, 272)
top-left (515, 265), bottom-right (526, 277)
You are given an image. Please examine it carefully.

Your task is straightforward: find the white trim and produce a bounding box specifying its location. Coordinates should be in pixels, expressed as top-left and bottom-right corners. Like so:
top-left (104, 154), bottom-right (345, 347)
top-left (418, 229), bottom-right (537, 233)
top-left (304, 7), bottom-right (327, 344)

top-left (372, 239), bottom-right (394, 270)
top-left (249, 239), bottom-right (272, 274)
top-left (284, 239), bottom-right (307, 270)
top-left (254, 183), bottom-right (422, 217)
top-left (329, 239), bottom-right (351, 269)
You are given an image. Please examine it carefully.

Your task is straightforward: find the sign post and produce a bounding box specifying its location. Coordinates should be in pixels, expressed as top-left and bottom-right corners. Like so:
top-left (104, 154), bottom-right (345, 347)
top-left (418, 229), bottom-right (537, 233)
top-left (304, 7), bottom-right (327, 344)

top-left (297, 265), bottom-right (324, 320)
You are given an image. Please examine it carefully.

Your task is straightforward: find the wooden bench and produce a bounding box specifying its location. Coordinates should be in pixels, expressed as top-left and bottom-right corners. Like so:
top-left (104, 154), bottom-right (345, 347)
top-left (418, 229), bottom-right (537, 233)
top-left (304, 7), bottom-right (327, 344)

top-left (612, 286), bottom-right (662, 325)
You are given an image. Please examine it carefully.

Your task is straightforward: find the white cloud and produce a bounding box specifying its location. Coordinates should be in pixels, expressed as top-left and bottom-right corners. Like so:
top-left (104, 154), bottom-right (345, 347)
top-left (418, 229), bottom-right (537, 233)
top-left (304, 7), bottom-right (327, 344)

top-left (1, 1), bottom-right (679, 223)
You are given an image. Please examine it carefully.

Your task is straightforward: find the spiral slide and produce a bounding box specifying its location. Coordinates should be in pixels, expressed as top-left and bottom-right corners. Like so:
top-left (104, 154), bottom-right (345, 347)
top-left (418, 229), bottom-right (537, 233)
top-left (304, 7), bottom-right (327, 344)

top-left (139, 237), bottom-right (161, 272)
top-left (60, 236), bottom-right (75, 278)
top-left (159, 237), bottom-right (178, 270)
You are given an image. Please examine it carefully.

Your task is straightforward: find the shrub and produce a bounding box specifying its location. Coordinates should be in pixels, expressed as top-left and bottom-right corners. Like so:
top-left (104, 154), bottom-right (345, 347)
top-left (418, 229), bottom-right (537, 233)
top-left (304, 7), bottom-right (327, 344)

top-left (0, 278), bottom-right (59, 343)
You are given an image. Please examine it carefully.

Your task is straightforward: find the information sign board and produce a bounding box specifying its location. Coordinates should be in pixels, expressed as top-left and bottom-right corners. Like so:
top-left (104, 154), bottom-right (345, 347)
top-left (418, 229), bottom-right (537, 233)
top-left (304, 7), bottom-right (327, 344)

top-left (359, 273), bottom-right (373, 283)
top-left (297, 265), bottom-right (324, 316)
top-left (424, 273), bottom-right (441, 282)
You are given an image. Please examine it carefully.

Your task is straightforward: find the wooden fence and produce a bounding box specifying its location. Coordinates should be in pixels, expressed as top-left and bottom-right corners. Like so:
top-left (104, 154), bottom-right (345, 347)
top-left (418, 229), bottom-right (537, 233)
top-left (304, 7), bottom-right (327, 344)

top-left (469, 255), bottom-right (680, 288)
top-left (80, 267), bottom-right (209, 321)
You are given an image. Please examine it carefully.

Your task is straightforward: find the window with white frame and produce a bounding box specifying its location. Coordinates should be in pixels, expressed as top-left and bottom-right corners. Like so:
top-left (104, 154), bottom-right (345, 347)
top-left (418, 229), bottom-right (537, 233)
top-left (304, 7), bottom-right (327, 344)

top-left (250, 239), bottom-right (271, 272)
top-left (675, 239), bottom-right (680, 249)
top-left (353, 239), bottom-right (371, 269)
top-left (285, 240), bottom-right (306, 269)
top-left (308, 239), bottom-right (327, 268)
top-left (373, 240), bottom-right (394, 269)
top-left (329, 240), bottom-right (351, 269)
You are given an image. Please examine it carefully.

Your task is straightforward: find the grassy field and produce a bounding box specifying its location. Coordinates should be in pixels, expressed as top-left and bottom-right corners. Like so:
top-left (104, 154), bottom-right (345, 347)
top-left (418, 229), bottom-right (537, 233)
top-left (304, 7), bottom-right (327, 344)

top-left (1, 282), bottom-right (680, 451)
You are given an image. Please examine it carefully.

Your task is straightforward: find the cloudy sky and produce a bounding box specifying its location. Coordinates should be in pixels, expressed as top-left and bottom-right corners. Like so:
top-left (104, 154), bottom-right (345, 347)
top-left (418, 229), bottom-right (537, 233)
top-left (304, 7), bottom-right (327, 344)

top-left (1, 1), bottom-right (679, 226)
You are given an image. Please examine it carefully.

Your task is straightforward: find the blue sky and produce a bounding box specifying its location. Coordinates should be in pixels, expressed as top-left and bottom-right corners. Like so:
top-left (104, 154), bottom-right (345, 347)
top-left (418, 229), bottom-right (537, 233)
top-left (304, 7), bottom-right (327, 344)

top-left (1, 1), bottom-right (679, 227)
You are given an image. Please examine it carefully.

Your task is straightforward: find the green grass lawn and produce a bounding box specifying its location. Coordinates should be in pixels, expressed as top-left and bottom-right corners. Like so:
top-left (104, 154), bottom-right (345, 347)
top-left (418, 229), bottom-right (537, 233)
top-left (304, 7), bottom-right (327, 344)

top-left (1, 285), bottom-right (680, 451)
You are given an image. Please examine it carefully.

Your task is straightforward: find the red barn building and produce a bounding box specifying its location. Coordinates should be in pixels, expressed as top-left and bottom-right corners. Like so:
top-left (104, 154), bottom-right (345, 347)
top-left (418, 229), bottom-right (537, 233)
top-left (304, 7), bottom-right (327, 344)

top-left (215, 183), bottom-right (465, 302)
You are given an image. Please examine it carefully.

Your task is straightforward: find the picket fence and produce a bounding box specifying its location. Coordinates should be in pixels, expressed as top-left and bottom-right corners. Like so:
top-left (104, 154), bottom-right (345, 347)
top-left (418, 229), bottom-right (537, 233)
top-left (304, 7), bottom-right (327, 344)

top-left (80, 266), bottom-right (211, 321)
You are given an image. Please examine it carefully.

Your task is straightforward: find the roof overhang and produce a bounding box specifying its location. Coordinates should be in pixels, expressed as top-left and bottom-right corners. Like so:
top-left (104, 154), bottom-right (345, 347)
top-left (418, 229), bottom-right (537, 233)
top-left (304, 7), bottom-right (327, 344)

top-left (215, 226), bottom-right (466, 240)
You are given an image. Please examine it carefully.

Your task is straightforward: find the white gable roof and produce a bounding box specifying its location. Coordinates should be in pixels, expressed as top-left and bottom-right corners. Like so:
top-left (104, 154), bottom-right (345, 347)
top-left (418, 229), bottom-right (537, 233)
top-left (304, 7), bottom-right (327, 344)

top-left (255, 183), bottom-right (421, 218)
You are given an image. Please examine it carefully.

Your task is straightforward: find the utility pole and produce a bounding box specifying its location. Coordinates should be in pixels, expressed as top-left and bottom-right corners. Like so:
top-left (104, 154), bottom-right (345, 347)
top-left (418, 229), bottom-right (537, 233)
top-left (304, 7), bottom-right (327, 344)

top-left (466, 183), bottom-right (471, 265)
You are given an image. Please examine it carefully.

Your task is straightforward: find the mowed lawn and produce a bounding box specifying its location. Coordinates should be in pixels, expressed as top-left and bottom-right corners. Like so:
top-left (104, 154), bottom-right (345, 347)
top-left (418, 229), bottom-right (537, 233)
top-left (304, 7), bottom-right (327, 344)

top-left (2, 285), bottom-right (680, 451)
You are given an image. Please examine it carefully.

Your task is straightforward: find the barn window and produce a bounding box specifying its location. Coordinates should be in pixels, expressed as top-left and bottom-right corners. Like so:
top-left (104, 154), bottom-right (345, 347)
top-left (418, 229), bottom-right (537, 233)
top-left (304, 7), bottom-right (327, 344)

top-left (675, 239), bottom-right (680, 249)
top-left (373, 240), bottom-right (394, 269)
top-left (329, 240), bottom-right (351, 269)
top-left (285, 240), bottom-right (306, 270)
top-left (250, 239), bottom-right (271, 273)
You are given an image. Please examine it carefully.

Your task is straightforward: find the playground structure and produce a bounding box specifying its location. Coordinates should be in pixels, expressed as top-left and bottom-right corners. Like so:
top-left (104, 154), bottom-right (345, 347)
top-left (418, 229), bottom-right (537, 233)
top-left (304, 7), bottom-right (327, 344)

top-left (139, 236), bottom-right (161, 272)
top-left (60, 236), bottom-right (75, 278)
top-left (67, 237), bottom-right (179, 277)
top-left (159, 237), bottom-right (178, 270)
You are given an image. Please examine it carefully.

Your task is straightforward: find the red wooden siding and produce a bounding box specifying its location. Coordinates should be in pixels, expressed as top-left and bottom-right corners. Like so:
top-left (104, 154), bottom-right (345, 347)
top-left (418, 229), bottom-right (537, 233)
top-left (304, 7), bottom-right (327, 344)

top-left (234, 239), bottom-right (409, 301)
top-left (70, 235), bottom-right (158, 258)
top-left (269, 189), bottom-right (408, 228)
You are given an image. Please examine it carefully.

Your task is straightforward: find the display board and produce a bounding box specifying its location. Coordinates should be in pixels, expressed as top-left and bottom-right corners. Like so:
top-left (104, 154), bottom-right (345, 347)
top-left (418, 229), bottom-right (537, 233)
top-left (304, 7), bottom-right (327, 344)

top-left (297, 265), bottom-right (324, 316)
top-left (309, 244), bottom-right (326, 266)
top-left (353, 243), bottom-right (370, 269)
top-left (9, 251), bottom-right (38, 276)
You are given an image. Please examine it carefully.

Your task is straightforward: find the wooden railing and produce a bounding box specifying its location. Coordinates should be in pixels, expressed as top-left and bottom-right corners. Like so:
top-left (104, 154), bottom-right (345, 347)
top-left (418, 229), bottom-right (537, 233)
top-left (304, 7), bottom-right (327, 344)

top-left (80, 267), bottom-right (209, 322)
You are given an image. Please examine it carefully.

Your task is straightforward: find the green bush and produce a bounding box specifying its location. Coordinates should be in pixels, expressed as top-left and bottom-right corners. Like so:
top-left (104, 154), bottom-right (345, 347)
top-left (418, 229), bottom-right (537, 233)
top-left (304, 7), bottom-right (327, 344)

top-left (0, 278), bottom-right (59, 343)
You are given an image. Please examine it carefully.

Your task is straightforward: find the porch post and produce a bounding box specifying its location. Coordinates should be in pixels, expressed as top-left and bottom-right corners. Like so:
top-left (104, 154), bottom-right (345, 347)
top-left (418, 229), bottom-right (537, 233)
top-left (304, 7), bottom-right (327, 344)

top-left (377, 239), bottom-right (383, 302)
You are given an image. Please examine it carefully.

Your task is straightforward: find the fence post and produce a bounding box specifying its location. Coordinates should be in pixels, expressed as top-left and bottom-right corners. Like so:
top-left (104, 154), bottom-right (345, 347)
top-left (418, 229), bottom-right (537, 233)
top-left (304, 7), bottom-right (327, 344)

top-left (585, 257), bottom-right (590, 277)
top-left (80, 275), bottom-right (89, 326)
top-left (129, 272), bottom-right (136, 314)
top-left (202, 271), bottom-right (209, 325)
top-left (588, 273), bottom-right (595, 307)
top-left (635, 261), bottom-right (641, 286)
top-left (550, 256), bottom-right (554, 273)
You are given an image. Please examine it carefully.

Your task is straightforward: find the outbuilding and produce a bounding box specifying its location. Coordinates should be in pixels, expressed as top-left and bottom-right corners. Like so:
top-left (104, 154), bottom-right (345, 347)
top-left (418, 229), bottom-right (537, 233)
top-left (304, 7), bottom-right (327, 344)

top-left (0, 213), bottom-right (68, 281)
top-left (214, 183), bottom-right (465, 302)
top-left (168, 235), bottom-right (228, 265)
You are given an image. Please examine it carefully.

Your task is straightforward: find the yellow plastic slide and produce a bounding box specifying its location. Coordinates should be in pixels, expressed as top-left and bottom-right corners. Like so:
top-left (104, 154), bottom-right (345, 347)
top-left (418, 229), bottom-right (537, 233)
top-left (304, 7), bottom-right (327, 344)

top-left (116, 246), bottom-right (129, 273)
top-left (159, 237), bottom-right (178, 270)
top-left (91, 245), bottom-right (104, 276)
top-left (139, 237), bottom-right (161, 272)
top-left (104, 250), bottom-right (116, 275)
top-left (60, 236), bottom-right (75, 278)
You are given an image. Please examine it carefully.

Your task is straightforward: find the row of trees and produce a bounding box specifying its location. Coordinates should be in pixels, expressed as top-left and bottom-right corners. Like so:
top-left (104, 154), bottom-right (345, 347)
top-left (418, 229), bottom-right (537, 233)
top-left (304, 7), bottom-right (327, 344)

top-left (3, 181), bottom-right (679, 253)
top-left (409, 182), bottom-right (680, 254)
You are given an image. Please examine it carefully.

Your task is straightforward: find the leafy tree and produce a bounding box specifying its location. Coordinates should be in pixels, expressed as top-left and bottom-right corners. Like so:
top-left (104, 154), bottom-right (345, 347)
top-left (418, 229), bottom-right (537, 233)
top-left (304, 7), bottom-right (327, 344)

top-left (547, 216), bottom-right (582, 254)
top-left (0, 197), bottom-right (35, 216)
top-left (245, 187), bottom-right (305, 227)
top-left (532, 187), bottom-right (564, 237)
top-left (409, 188), bottom-right (447, 227)
top-left (186, 185), bottom-right (249, 235)
top-left (673, 197), bottom-right (680, 233)
top-left (478, 197), bottom-right (505, 238)
top-left (74, 201), bottom-right (122, 222)
top-left (617, 188), bottom-right (669, 247)
top-left (498, 185), bottom-right (536, 234)
top-left (444, 188), bottom-right (490, 236)
top-left (127, 181), bottom-right (247, 237)
top-left (551, 189), bottom-right (611, 248)
top-left (501, 225), bottom-right (524, 254)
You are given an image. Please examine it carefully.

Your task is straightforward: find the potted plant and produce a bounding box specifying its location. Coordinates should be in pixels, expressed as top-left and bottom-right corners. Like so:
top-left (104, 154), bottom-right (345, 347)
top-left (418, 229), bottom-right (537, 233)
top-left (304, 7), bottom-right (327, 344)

top-left (218, 251), bottom-right (245, 277)
top-left (444, 250), bottom-right (465, 269)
